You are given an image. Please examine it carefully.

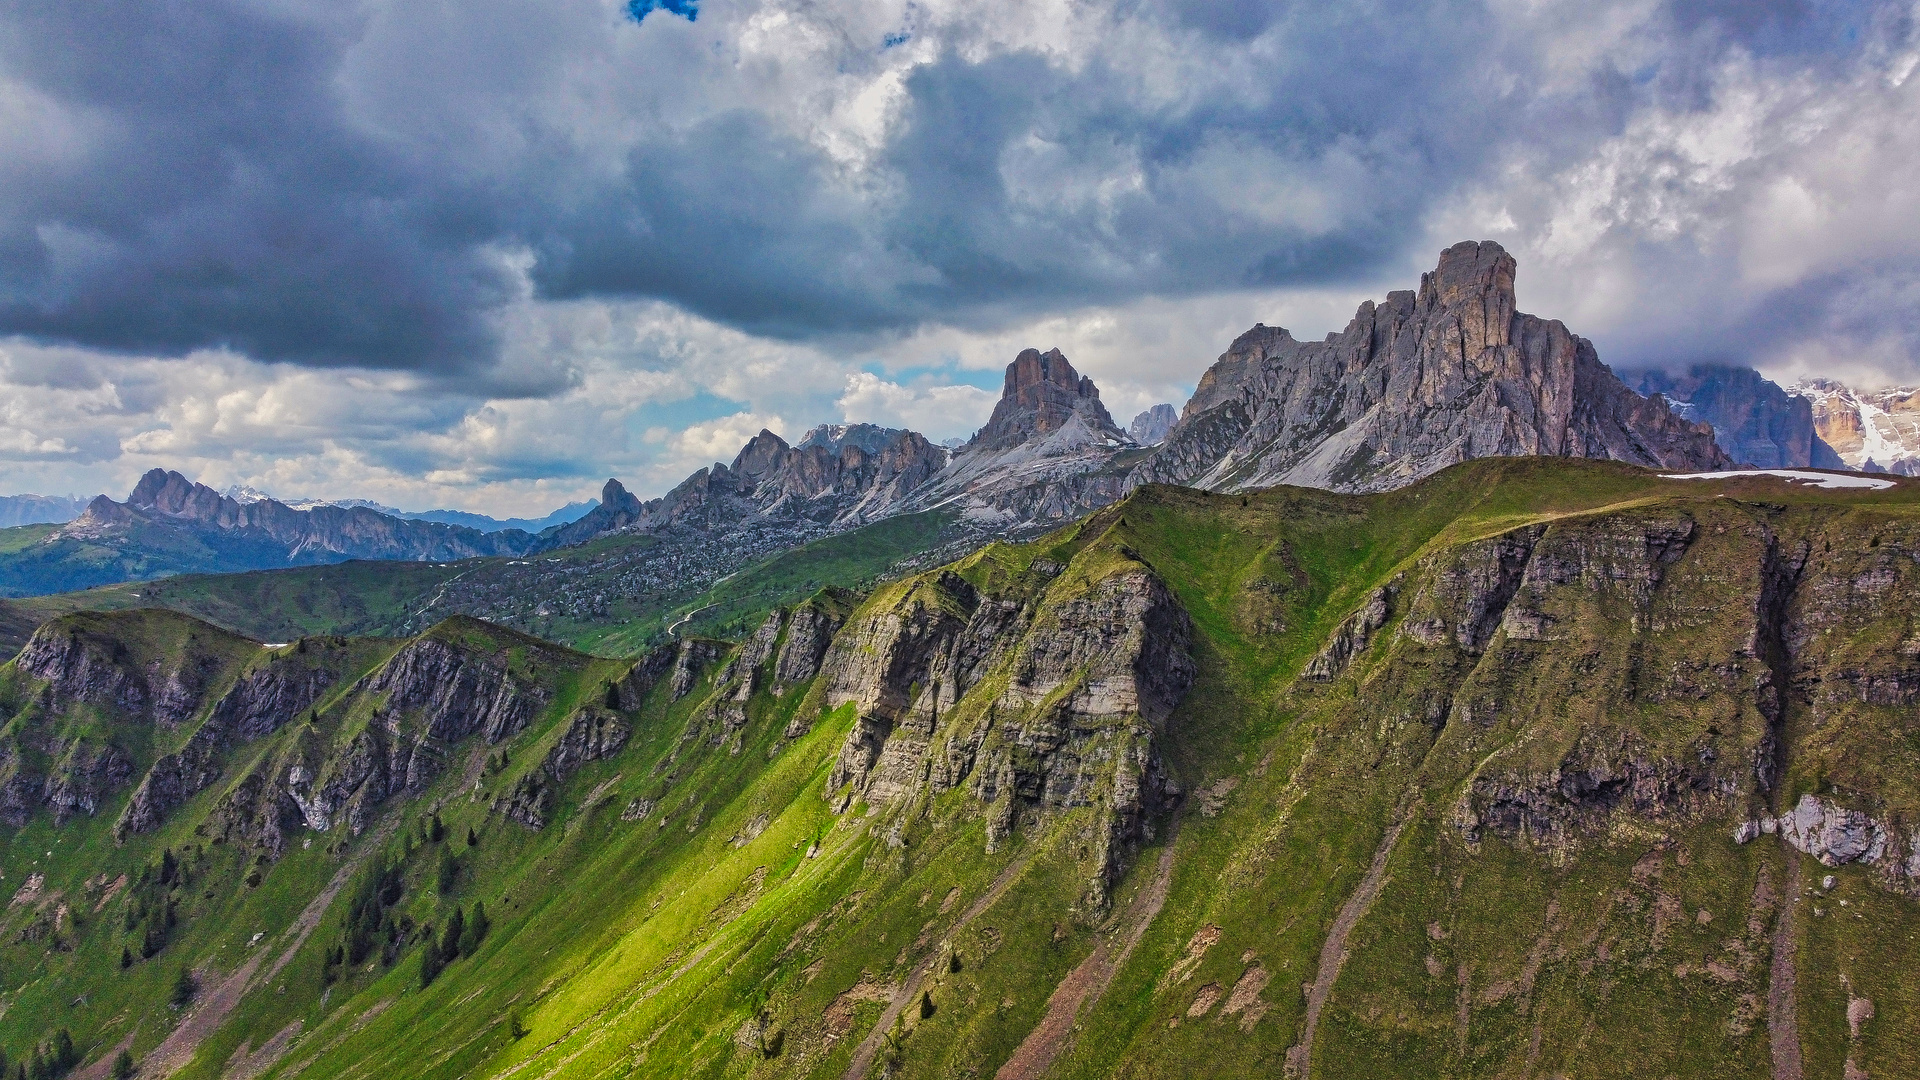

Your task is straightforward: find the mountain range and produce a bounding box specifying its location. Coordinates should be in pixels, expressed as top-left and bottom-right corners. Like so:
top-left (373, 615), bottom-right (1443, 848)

top-left (221, 488), bottom-right (598, 534)
top-left (2, 241), bottom-right (1920, 1079)
top-left (1, 239), bottom-right (1908, 605)
top-left (0, 460), bottom-right (1916, 1079)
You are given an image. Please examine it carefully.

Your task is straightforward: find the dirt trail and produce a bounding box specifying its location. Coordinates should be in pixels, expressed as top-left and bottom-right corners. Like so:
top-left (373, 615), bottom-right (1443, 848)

top-left (136, 818), bottom-right (399, 1079)
top-left (1769, 849), bottom-right (1805, 1080)
top-left (842, 850), bottom-right (1037, 1080)
top-left (1284, 813), bottom-right (1410, 1078)
top-left (995, 825), bottom-right (1180, 1080)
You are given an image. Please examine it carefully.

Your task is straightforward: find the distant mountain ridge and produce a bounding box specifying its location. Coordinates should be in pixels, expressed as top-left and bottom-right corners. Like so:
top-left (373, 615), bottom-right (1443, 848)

top-left (1624, 365), bottom-right (1845, 469)
top-left (0, 494), bottom-right (94, 528)
top-left (66, 469), bottom-right (536, 562)
top-left (220, 485), bottom-right (597, 533)
top-left (1789, 379), bottom-right (1920, 475)
top-left (4, 240), bottom-right (1833, 598)
top-left (538, 423), bottom-right (951, 552)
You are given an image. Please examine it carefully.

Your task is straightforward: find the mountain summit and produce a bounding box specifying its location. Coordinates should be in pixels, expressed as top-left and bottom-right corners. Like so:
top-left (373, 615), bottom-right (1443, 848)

top-left (968, 348), bottom-right (1127, 452)
top-left (901, 348), bottom-right (1141, 524)
top-left (1132, 240), bottom-right (1732, 493)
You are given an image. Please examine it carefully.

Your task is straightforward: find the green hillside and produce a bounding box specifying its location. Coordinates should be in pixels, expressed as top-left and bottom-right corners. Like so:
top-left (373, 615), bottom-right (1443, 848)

top-left (0, 460), bottom-right (1915, 1080)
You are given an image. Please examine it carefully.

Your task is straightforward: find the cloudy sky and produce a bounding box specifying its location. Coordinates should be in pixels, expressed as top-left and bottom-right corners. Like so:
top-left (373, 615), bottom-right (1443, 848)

top-left (1, 0), bottom-right (1915, 514)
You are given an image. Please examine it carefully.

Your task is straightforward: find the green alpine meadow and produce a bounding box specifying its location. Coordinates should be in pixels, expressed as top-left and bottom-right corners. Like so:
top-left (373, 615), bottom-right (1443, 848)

top-left (0, 459), bottom-right (1913, 1079)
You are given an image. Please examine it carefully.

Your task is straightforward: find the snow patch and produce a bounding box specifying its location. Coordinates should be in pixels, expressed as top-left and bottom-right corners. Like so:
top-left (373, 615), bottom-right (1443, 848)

top-left (1663, 469), bottom-right (1895, 490)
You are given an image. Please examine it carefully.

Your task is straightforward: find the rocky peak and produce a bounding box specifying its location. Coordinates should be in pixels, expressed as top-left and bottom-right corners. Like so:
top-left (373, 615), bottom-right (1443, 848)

top-left (125, 469), bottom-right (235, 523)
top-left (730, 430), bottom-right (792, 481)
top-left (968, 348), bottom-right (1126, 452)
top-left (1131, 240), bottom-right (1732, 495)
top-left (1419, 239), bottom-right (1515, 354)
top-left (535, 479), bottom-right (644, 550)
top-left (1129, 404), bottom-right (1178, 446)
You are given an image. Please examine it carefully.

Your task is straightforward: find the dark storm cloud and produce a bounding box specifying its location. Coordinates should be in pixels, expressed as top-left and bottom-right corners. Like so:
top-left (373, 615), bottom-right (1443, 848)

top-left (0, 0), bottom-right (1910, 378)
top-left (0, 2), bottom-right (516, 372)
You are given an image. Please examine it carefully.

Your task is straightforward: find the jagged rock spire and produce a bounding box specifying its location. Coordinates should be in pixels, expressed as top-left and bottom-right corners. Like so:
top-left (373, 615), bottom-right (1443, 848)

top-left (967, 348), bottom-right (1126, 452)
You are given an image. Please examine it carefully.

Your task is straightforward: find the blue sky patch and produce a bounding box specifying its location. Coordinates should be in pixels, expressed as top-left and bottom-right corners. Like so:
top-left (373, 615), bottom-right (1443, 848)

top-left (627, 0), bottom-right (697, 24)
top-left (882, 31), bottom-right (910, 49)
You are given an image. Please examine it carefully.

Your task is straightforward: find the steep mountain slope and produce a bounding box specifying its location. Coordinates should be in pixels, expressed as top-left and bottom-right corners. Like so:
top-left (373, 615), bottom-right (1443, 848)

top-left (1627, 364), bottom-right (1847, 469)
top-left (2, 459), bottom-right (1919, 1080)
top-left (0, 472), bottom-right (535, 597)
top-left (1791, 379), bottom-right (1920, 474)
top-left (1131, 241), bottom-right (1732, 494)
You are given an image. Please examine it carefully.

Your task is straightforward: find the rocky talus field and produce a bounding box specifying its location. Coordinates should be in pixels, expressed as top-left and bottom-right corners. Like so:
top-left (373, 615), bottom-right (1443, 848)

top-left (0, 459), bottom-right (1916, 1079)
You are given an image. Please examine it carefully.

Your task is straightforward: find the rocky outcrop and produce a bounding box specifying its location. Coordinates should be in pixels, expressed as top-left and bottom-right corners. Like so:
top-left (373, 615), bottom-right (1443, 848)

top-left (495, 706), bottom-right (631, 829)
top-left (773, 589), bottom-right (853, 694)
top-left (359, 635), bottom-right (545, 744)
top-left (14, 615), bottom-right (231, 726)
top-left (116, 651), bottom-right (341, 838)
top-left (1129, 404), bottom-right (1178, 446)
top-left (1735, 795), bottom-right (1890, 867)
top-left (610, 642), bottom-right (679, 711)
top-left (1303, 583), bottom-right (1396, 681)
top-left (669, 639), bottom-right (727, 700)
top-left (1464, 733), bottom-right (1732, 849)
top-left (1131, 241), bottom-right (1732, 495)
top-left (819, 554), bottom-right (1194, 906)
top-left (37, 740), bottom-right (134, 825)
top-left (1627, 364), bottom-right (1843, 469)
top-left (1400, 526), bottom-right (1547, 654)
top-left (201, 620), bottom-right (575, 851)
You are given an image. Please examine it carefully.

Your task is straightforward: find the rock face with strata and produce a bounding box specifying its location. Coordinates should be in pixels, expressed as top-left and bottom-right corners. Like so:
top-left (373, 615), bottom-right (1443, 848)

top-left (772, 588), bottom-right (854, 694)
top-left (817, 547), bottom-right (1193, 907)
top-left (1131, 241), bottom-right (1732, 495)
top-left (117, 647), bottom-right (347, 839)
